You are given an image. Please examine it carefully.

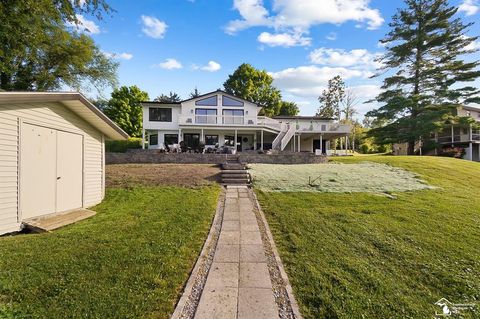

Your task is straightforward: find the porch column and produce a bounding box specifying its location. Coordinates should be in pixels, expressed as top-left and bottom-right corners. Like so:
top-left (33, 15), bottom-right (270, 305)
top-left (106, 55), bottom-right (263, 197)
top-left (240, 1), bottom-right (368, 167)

top-left (260, 129), bottom-right (264, 150)
top-left (468, 142), bottom-right (473, 161)
top-left (469, 124), bottom-right (473, 141)
top-left (178, 129), bottom-right (182, 142)
top-left (451, 125), bottom-right (454, 146)
top-left (201, 129), bottom-right (204, 142)
top-left (298, 134), bottom-right (301, 152)
top-left (234, 129), bottom-right (238, 150)
top-left (293, 133), bottom-right (296, 151)
top-left (253, 132), bottom-right (257, 150)
top-left (142, 128), bottom-right (145, 149)
top-left (320, 134), bottom-right (323, 154)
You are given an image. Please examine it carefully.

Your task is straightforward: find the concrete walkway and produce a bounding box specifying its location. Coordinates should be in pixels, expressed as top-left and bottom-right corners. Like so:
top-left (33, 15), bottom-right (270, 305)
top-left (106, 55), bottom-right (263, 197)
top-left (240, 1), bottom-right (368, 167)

top-left (194, 186), bottom-right (279, 319)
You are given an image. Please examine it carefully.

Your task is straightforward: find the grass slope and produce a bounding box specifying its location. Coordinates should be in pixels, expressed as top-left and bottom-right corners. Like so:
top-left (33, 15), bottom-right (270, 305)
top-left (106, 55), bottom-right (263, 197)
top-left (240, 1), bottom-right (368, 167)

top-left (256, 156), bottom-right (479, 318)
top-left (0, 186), bottom-right (219, 318)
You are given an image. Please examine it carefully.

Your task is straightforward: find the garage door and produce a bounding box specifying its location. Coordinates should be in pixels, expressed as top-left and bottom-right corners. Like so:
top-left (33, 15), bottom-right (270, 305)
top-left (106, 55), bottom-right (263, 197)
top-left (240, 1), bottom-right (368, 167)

top-left (20, 123), bottom-right (83, 220)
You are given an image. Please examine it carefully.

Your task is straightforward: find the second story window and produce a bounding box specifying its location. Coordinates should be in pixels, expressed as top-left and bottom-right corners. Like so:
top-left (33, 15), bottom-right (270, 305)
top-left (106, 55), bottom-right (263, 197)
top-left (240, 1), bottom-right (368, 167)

top-left (195, 109), bottom-right (217, 124)
top-left (149, 108), bottom-right (172, 122)
top-left (223, 109), bottom-right (244, 125)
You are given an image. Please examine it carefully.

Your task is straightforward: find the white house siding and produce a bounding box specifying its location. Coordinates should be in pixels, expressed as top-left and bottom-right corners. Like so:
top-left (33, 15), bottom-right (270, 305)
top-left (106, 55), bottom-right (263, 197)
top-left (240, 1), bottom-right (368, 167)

top-left (0, 102), bottom-right (105, 234)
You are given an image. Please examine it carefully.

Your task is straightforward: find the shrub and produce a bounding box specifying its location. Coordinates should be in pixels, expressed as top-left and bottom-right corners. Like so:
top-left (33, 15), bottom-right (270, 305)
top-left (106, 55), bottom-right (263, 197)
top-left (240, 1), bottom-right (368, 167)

top-left (441, 147), bottom-right (465, 158)
top-left (105, 138), bottom-right (143, 153)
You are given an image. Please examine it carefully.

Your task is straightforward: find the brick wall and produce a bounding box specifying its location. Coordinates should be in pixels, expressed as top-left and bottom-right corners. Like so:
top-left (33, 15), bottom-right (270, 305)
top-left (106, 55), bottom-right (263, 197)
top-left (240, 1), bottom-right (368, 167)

top-left (106, 150), bottom-right (328, 165)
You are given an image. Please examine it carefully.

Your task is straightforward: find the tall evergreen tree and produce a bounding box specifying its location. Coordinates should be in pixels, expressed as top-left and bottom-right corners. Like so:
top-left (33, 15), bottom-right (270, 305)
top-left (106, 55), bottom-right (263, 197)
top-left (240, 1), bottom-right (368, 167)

top-left (366, 0), bottom-right (480, 154)
top-left (189, 87), bottom-right (201, 98)
top-left (154, 91), bottom-right (182, 103)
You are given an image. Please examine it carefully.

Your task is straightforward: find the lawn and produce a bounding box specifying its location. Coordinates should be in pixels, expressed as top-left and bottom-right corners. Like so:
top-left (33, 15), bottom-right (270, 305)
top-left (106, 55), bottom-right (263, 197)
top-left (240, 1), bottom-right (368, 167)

top-left (255, 156), bottom-right (480, 318)
top-left (0, 168), bottom-right (220, 318)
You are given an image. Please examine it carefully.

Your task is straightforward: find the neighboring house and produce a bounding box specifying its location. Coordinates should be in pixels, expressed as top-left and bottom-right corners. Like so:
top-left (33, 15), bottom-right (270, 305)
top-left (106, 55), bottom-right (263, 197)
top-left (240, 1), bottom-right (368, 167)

top-left (141, 90), bottom-right (351, 154)
top-left (0, 92), bottom-right (128, 235)
top-left (436, 104), bottom-right (480, 161)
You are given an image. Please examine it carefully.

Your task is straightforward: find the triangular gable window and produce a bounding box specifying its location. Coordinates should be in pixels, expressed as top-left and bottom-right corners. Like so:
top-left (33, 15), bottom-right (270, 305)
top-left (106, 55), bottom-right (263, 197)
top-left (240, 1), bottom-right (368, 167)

top-left (222, 95), bottom-right (244, 107)
top-left (195, 96), bottom-right (217, 106)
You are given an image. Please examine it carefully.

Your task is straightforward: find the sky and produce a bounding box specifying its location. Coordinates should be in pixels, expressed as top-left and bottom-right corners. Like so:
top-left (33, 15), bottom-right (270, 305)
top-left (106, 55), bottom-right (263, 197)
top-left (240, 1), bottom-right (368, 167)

top-left (72, 0), bottom-right (480, 117)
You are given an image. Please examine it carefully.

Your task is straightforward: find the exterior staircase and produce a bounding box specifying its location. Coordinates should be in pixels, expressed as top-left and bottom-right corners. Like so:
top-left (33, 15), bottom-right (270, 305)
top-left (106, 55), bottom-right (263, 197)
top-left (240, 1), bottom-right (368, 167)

top-left (221, 155), bottom-right (250, 185)
top-left (272, 124), bottom-right (296, 151)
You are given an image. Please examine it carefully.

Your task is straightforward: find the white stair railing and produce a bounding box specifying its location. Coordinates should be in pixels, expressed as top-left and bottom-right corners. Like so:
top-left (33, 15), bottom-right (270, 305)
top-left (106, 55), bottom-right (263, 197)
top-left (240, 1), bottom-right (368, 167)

top-left (280, 124), bottom-right (296, 151)
top-left (272, 130), bottom-right (286, 150)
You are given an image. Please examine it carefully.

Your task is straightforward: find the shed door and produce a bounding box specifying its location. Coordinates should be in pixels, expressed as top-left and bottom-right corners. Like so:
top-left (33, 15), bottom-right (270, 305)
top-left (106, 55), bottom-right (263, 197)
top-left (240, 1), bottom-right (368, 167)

top-left (56, 131), bottom-right (83, 212)
top-left (20, 124), bottom-right (57, 219)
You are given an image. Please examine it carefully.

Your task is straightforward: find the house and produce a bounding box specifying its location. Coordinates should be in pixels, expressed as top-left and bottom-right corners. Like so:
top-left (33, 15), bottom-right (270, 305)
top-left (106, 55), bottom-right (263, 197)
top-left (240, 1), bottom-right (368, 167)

top-left (141, 90), bottom-right (351, 154)
top-left (436, 104), bottom-right (480, 161)
top-left (0, 92), bottom-right (128, 235)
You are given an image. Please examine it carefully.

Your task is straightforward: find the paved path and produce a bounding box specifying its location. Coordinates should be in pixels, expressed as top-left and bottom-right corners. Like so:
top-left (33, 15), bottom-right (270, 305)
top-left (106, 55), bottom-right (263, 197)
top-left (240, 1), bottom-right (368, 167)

top-left (194, 186), bottom-right (279, 319)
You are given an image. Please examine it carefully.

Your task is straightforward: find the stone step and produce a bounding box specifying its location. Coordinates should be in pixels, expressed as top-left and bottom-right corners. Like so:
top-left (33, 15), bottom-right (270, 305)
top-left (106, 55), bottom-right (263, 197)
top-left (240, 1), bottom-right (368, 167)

top-left (222, 178), bottom-right (250, 184)
top-left (222, 173), bottom-right (249, 179)
top-left (222, 164), bottom-right (246, 170)
top-left (221, 170), bottom-right (249, 174)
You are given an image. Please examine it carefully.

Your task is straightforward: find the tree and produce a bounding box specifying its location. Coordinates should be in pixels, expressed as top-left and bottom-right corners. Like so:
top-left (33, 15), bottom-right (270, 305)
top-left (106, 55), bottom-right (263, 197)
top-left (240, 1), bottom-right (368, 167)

top-left (223, 63), bottom-right (282, 116)
top-left (189, 87), bottom-right (201, 98)
top-left (154, 91), bottom-right (181, 103)
top-left (316, 75), bottom-right (345, 119)
top-left (366, 0), bottom-right (480, 154)
top-left (0, 0), bottom-right (117, 91)
top-left (341, 89), bottom-right (359, 122)
top-left (278, 101), bottom-right (300, 116)
top-left (103, 86), bottom-right (149, 137)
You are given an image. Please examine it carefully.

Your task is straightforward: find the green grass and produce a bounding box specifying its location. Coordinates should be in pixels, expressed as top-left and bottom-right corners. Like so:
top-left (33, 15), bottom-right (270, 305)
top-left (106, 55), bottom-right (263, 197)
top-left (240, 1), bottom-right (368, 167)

top-left (255, 156), bottom-right (480, 318)
top-left (0, 185), bottom-right (219, 319)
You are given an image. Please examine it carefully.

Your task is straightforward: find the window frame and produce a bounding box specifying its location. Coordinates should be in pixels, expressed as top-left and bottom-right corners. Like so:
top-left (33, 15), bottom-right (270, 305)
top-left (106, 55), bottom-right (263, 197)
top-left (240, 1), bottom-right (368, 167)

top-left (222, 109), bottom-right (244, 125)
top-left (164, 134), bottom-right (179, 145)
top-left (149, 134), bottom-right (158, 146)
top-left (195, 108), bottom-right (217, 124)
top-left (204, 135), bottom-right (219, 146)
top-left (195, 96), bottom-right (218, 106)
top-left (222, 95), bottom-right (244, 107)
top-left (149, 107), bottom-right (172, 122)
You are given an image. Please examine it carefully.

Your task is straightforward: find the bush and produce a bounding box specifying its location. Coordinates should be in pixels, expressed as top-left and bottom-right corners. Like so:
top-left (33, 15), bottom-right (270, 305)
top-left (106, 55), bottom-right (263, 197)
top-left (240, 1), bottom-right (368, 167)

top-left (105, 138), bottom-right (143, 153)
top-left (359, 144), bottom-right (370, 154)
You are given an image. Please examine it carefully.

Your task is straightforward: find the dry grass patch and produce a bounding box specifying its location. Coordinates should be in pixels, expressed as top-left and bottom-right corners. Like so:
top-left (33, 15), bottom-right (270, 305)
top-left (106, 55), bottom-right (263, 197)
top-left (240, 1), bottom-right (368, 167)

top-left (106, 164), bottom-right (221, 188)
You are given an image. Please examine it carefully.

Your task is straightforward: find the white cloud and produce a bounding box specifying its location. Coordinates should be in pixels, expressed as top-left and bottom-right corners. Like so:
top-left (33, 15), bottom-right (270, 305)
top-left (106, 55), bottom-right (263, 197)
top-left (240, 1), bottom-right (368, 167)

top-left (141, 15), bottom-right (168, 39)
top-left (463, 36), bottom-right (480, 51)
top-left (270, 65), bottom-right (371, 97)
top-left (226, 0), bottom-right (384, 44)
top-left (103, 52), bottom-right (133, 60)
top-left (309, 47), bottom-right (382, 69)
top-left (459, 0), bottom-right (479, 16)
top-left (156, 58), bottom-right (183, 70)
top-left (197, 61), bottom-right (222, 72)
top-left (66, 14), bottom-right (100, 34)
top-left (257, 31), bottom-right (311, 47)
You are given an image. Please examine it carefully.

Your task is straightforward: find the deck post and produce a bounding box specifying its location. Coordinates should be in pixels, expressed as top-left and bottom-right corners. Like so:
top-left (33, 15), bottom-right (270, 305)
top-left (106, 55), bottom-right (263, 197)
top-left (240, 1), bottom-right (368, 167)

top-left (468, 142), bottom-right (473, 161)
top-left (178, 129), bottom-right (182, 142)
top-left (201, 129), bottom-right (204, 142)
top-left (234, 129), bottom-right (238, 151)
top-left (320, 134), bottom-right (323, 154)
top-left (298, 134), bottom-right (301, 152)
top-left (293, 133), bottom-right (296, 151)
top-left (142, 128), bottom-right (145, 149)
top-left (260, 129), bottom-right (264, 150)
top-left (253, 132), bottom-right (257, 150)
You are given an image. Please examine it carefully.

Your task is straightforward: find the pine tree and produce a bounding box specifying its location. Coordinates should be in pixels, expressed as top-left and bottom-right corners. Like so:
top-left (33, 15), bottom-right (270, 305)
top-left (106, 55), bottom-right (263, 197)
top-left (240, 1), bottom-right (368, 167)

top-left (366, 0), bottom-right (480, 154)
top-left (316, 75), bottom-right (345, 120)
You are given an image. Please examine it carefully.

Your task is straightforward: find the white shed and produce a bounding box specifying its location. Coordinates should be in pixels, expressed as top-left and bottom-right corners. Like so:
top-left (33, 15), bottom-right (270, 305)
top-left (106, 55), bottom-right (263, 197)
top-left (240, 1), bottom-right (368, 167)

top-left (0, 92), bottom-right (128, 235)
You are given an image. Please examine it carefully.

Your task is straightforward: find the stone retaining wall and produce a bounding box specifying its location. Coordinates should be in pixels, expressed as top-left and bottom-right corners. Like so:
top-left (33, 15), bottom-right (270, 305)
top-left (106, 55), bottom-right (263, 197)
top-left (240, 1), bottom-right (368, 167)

top-left (106, 150), bottom-right (328, 165)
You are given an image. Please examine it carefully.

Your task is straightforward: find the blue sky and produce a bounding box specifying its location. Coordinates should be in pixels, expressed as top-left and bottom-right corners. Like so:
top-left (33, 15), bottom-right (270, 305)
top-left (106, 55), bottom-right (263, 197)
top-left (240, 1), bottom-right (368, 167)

top-left (74, 0), bottom-right (480, 117)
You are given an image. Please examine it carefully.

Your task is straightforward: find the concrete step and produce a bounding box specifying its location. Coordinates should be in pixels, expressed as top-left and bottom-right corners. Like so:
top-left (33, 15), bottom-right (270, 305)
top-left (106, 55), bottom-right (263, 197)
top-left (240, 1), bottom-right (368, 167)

top-left (222, 164), bottom-right (245, 170)
top-left (221, 170), bottom-right (249, 174)
top-left (222, 173), bottom-right (249, 179)
top-left (222, 178), bottom-right (250, 184)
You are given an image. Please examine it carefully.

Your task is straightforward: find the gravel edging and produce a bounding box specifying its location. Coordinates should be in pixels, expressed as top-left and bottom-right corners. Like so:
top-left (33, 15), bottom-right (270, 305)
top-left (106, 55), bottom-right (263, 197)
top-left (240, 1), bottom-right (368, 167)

top-left (250, 189), bottom-right (304, 319)
top-left (171, 187), bottom-right (226, 319)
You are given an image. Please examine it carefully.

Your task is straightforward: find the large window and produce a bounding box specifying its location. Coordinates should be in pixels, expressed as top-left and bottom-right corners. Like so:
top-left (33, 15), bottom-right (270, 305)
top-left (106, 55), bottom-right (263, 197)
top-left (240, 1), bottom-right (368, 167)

top-left (223, 109), bottom-right (244, 124)
top-left (195, 109), bottom-right (217, 124)
top-left (149, 108), bottom-right (172, 122)
top-left (222, 95), bottom-right (244, 107)
top-left (149, 134), bottom-right (158, 146)
top-left (205, 135), bottom-right (218, 145)
top-left (184, 134), bottom-right (200, 149)
top-left (195, 96), bottom-right (217, 106)
top-left (164, 134), bottom-right (178, 145)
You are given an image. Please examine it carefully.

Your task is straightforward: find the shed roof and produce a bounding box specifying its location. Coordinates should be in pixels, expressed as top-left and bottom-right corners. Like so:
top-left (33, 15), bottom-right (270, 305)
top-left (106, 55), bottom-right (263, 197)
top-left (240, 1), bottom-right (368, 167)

top-left (0, 92), bottom-right (128, 140)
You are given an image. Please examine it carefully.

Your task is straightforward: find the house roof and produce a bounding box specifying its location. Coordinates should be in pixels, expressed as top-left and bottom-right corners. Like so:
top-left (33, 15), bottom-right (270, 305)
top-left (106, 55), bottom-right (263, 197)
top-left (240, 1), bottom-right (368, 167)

top-left (180, 89), bottom-right (262, 107)
top-left (273, 115), bottom-right (334, 121)
top-left (141, 101), bottom-right (181, 106)
top-left (463, 104), bottom-right (480, 112)
top-left (0, 92), bottom-right (128, 140)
